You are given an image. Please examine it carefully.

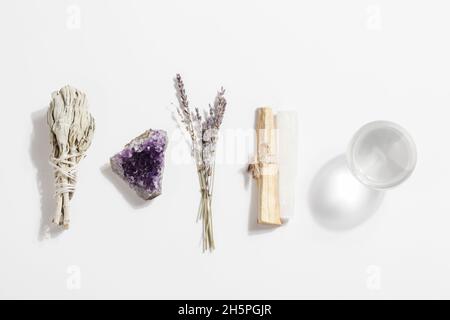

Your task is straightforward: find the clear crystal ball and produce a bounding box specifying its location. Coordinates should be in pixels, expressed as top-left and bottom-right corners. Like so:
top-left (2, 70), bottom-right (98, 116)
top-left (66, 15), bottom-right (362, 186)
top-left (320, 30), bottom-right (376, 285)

top-left (347, 121), bottom-right (417, 189)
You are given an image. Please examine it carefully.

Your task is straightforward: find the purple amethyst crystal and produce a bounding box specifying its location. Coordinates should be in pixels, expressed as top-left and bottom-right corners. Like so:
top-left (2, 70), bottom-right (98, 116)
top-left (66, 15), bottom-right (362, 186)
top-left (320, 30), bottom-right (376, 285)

top-left (110, 129), bottom-right (168, 200)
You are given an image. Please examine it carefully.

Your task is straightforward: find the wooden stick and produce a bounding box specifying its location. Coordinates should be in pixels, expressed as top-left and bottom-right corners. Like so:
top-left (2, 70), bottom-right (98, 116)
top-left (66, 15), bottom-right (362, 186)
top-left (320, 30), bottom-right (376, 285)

top-left (252, 107), bottom-right (281, 225)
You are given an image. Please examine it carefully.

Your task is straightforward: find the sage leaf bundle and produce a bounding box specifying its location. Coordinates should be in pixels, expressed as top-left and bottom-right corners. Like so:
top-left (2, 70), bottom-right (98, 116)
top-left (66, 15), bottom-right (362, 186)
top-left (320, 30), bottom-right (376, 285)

top-left (47, 85), bottom-right (95, 229)
top-left (175, 74), bottom-right (227, 252)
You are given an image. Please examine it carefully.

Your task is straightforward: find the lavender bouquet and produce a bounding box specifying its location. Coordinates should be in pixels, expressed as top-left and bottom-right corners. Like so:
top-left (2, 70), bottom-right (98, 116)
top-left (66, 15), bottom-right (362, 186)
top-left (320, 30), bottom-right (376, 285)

top-left (175, 74), bottom-right (227, 252)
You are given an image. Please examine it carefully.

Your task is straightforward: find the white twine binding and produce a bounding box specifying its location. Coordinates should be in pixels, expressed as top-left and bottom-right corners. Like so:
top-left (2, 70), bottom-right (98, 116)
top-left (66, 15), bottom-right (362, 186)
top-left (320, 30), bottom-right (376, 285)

top-left (49, 153), bottom-right (85, 197)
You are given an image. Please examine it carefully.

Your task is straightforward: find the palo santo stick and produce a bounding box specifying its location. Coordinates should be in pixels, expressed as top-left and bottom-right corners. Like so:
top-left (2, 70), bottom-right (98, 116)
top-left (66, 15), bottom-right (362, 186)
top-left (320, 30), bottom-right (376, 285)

top-left (249, 107), bottom-right (281, 225)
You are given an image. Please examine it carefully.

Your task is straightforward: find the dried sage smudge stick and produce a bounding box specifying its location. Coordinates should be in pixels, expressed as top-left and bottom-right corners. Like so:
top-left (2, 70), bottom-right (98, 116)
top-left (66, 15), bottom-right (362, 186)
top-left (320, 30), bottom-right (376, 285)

top-left (47, 85), bottom-right (95, 229)
top-left (175, 74), bottom-right (227, 252)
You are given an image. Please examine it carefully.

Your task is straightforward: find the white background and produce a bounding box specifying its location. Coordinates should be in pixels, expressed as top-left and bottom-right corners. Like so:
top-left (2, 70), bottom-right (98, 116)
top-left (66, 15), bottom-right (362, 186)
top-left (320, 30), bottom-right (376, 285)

top-left (0, 0), bottom-right (449, 299)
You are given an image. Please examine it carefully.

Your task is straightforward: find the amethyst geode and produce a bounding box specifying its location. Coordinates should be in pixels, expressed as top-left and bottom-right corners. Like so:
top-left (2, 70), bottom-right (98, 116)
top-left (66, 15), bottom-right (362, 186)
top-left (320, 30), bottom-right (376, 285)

top-left (110, 129), bottom-right (168, 200)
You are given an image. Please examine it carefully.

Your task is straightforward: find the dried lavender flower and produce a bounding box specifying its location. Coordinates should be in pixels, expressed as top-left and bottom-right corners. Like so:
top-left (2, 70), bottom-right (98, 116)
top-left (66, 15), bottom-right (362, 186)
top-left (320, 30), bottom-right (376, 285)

top-left (174, 74), bottom-right (227, 252)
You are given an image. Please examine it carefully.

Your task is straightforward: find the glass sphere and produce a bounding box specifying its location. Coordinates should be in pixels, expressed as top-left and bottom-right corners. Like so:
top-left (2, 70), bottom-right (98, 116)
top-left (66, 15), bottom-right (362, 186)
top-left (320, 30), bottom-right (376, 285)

top-left (347, 121), bottom-right (417, 189)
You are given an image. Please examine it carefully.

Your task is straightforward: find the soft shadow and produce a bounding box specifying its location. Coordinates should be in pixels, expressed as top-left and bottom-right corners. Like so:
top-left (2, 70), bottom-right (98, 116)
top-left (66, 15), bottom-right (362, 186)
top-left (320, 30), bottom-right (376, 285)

top-left (244, 166), bottom-right (258, 233)
top-left (100, 163), bottom-right (149, 209)
top-left (30, 108), bottom-right (63, 240)
top-left (308, 154), bottom-right (384, 231)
